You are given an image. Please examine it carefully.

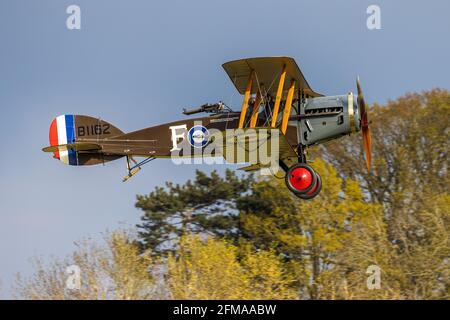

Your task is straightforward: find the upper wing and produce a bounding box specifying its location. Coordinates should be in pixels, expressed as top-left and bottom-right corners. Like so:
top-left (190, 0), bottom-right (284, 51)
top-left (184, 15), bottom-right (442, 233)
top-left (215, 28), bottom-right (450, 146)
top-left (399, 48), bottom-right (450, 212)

top-left (222, 56), bottom-right (323, 98)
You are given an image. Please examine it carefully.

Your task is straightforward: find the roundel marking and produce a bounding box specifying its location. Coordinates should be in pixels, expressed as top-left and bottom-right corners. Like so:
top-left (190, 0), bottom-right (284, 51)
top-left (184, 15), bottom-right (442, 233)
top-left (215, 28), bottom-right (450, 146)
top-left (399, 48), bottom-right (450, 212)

top-left (188, 125), bottom-right (210, 148)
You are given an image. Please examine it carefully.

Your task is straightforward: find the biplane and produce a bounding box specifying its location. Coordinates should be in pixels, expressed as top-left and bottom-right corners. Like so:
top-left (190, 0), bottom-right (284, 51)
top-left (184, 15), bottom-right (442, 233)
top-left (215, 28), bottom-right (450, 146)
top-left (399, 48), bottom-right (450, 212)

top-left (42, 57), bottom-right (372, 200)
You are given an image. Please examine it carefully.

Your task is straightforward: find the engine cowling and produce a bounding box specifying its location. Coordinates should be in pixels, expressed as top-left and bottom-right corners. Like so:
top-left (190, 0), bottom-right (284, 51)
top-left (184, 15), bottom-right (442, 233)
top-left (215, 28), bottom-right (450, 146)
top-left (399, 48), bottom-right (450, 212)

top-left (299, 93), bottom-right (361, 146)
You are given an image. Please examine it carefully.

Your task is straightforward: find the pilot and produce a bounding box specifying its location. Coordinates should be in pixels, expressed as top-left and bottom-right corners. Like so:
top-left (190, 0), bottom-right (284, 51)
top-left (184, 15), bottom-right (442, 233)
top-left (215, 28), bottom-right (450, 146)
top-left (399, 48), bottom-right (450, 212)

top-left (265, 95), bottom-right (274, 113)
top-left (245, 97), bottom-right (256, 125)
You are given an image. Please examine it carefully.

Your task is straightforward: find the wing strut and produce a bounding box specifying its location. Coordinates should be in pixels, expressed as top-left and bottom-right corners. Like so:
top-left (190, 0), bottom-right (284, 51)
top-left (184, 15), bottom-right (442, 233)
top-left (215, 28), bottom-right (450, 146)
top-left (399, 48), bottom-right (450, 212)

top-left (281, 80), bottom-right (296, 134)
top-left (271, 65), bottom-right (287, 128)
top-left (249, 89), bottom-right (263, 128)
top-left (238, 71), bottom-right (254, 128)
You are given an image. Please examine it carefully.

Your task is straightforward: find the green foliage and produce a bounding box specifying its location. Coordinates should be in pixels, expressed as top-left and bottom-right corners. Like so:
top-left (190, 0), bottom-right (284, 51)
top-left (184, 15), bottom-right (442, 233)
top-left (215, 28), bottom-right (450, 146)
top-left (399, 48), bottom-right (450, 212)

top-left (136, 170), bottom-right (254, 256)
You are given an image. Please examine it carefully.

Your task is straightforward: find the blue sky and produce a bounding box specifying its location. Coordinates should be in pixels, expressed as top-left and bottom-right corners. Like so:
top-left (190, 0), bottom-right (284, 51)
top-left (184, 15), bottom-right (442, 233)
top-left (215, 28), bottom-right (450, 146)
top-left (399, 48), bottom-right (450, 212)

top-left (0, 0), bottom-right (449, 298)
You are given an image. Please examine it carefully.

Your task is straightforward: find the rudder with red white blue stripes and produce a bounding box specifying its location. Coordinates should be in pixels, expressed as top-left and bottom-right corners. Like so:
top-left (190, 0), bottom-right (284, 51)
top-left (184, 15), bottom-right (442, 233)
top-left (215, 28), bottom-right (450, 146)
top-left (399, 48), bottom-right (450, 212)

top-left (49, 115), bottom-right (78, 165)
top-left (47, 114), bottom-right (125, 166)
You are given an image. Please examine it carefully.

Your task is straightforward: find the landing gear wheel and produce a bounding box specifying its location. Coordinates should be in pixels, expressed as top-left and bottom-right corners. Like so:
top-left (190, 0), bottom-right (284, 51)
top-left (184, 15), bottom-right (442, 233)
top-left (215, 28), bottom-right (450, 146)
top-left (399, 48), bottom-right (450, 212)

top-left (285, 164), bottom-right (317, 195)
top-left (296, 171), bottom-right (322, 200)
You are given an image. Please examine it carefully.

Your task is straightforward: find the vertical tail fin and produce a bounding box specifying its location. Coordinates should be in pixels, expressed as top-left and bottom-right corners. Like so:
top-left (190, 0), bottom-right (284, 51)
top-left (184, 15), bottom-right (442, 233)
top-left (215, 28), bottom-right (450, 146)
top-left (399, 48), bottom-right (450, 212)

top-left (47, 114), bottom-right (124, 166)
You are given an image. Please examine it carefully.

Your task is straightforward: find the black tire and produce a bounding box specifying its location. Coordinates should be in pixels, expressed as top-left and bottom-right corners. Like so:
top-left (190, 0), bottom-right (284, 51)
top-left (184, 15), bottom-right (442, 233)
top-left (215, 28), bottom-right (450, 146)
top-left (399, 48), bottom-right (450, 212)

top-left (295, 171), bottom-right (322, 200)
top-left (285, 163), bottom-right (317, 195)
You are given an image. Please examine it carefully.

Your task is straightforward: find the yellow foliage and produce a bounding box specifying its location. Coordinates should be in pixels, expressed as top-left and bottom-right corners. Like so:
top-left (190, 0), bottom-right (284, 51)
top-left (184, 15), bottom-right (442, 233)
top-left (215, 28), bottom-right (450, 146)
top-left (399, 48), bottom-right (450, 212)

top-left (15, 230), bottom-right (154, 300)
top-left (167, 235), bottom-right (246, 299)
top-left (167, 235), bottom-right (297, 299)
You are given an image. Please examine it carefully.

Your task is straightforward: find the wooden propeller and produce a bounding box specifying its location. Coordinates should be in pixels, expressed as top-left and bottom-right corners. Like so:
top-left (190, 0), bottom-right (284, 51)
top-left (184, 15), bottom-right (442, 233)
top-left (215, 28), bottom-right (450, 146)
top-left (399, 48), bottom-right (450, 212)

top-left (357, 77), bottom-right (372, 172)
